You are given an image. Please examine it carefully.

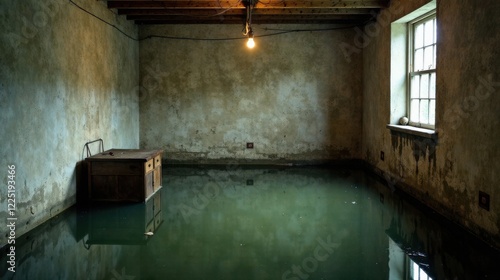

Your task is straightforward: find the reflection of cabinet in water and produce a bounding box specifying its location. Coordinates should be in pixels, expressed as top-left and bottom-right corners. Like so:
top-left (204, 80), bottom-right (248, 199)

top-left (81, 192), bottom-right (163, 245)
top-left (86, 149), bottom-right (163, 202)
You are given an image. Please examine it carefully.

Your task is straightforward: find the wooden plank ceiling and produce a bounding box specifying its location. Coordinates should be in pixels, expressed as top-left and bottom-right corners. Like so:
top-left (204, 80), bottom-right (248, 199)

top-left (107, 0), bottom-right (389, 25)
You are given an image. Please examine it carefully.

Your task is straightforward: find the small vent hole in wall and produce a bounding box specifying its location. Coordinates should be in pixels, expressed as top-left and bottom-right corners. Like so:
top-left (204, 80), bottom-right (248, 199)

top-left (478, 191), bottom-right (490, 211)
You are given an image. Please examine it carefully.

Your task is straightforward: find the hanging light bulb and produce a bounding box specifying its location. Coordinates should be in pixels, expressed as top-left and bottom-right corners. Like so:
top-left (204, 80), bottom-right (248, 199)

top-left (243, 1), bottom-right (255, 49)
top-left (246, 31), bottom-right (255, 49)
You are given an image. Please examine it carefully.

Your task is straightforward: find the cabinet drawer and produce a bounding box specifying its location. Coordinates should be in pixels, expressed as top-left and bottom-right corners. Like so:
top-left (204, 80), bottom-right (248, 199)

top-left (145, 159), bottom-right (154, 174)
top-left (153, 166), bottom-right (161, 191)
top-left (154, 154), bottom-right (162, 168)
top-left (91, 161), bottom-right (142, 176)
top-left (90, 175), bottom-right (143, 202)
top-left (145, 171), bottom-right (154, 198)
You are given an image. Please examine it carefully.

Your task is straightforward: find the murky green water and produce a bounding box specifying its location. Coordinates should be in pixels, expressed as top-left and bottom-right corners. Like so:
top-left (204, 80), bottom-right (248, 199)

top-left (1, 166), bottom-right (499, 280)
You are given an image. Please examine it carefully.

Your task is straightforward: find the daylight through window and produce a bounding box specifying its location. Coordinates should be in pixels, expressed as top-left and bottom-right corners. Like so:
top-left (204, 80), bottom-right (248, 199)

top-left (408, 12), bottom-right (437, 128)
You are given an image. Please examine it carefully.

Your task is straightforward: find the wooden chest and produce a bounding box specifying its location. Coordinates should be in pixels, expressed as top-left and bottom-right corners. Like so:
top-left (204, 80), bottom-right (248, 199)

top-left (86, 149), bottom-right (163, 202)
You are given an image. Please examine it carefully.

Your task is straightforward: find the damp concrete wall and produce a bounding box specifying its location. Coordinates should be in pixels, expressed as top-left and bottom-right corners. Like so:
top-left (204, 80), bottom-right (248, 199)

top-left (362, 0), bottom-right (500, 248)
top-left (139, 24), bottom-right (363, 163)
top-left (0, 0), bottom-right (139, 248)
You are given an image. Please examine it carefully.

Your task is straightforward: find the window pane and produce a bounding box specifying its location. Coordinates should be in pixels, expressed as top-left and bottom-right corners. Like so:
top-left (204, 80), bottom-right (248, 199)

top-left (415, 23), bottom-right (424, 48)
top-left (420, 99), bottom-right (429, 124)
top-left (411, 75), bottom-right (421, 98)
top-left (424, 19), bottom-right (435, 46)
top-left (430, 72), bottom-right (436, 98)
top-left (420, 268), bottom-right (429, 280)
top-left (424, 46), bottom-right (434, 69)
top-left (429, 100), bottom-right (436, 125)
top-left (414, 48), bottom-right (424, 71)
top-left (411, 99), bottom-right (420, 122)
top-left (413, 262), bottom-right (419, 280)
top-left (434, 19), bottom-right (437, 43)
top-left (433, 45), bottom-right (437, 68)
top-left (408, 14), bottom-right (436, 128)
top-left (420, 74), bottom-right (429, 98)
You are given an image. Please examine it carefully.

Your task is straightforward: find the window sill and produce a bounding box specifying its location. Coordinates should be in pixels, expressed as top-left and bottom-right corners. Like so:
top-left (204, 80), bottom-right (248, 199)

top-left (386, 124), bottom-right (437, 140)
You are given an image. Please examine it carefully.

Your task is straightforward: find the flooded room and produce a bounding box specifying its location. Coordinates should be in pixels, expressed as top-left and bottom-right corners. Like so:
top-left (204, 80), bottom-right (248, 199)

top-left (1, 0), bottom-right (499, 279)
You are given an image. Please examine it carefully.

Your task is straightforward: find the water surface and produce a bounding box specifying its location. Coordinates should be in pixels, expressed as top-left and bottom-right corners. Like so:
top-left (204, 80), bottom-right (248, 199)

top-left (1, 166), bottom-right (499, 279)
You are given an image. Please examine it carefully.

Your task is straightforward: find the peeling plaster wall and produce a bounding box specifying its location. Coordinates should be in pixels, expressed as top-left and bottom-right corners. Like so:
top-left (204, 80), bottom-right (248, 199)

top-left (362, 0), bottom-right (500, 248)
top-left (0, 0), bottom-right (139, 247)
top-left (139, 25), bottom-right (363, 163)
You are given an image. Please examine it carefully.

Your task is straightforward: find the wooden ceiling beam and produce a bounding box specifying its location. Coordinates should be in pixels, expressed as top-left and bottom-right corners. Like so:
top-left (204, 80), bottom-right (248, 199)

top-left (108, 0), bottom-right (387, 9)
top-left (128, 14), bottom-right (371, 21)
top-left (107, 0), bottom-right (386, 24)
top-left (119, 8), bottom-right (376, 16)
top-left (135, 18), bottom-right (369, 24)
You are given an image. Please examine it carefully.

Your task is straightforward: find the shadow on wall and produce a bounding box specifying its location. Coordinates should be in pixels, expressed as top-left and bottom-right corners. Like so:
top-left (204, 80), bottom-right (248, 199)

top-left (75, 160), bottom-right (88, 204)
top-left (75, 139), bottom-right (105, 204)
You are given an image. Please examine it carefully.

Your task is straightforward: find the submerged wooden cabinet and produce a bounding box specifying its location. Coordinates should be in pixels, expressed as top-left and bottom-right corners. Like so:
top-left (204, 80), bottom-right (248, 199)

top-left (86, 149), bottom-right (163, 202)
top-left (82, 192), bottom-right (163, 245)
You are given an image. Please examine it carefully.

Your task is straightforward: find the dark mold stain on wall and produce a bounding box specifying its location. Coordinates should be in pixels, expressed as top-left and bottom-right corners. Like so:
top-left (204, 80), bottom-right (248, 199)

top-left (390, 131), bottom-right (437, 175)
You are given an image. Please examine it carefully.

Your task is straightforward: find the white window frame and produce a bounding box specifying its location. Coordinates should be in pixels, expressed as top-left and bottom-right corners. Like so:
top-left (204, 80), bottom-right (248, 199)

top-left (407, 11), bottom-right (437, 129)
top-left (406, 256), bottom-right (433, 280)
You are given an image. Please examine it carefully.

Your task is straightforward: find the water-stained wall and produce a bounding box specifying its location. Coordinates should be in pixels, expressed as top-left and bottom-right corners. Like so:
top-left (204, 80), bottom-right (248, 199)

top-left (139, 24), bottom-right (363, 163)
top-left (362, 0), bottom-right (500, 248)
top-left (0, 0), bottom-right (139, 248)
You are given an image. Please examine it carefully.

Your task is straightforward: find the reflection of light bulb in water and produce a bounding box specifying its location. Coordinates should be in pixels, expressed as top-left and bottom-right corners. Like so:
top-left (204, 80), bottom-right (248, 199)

top-left (247, 37), bottom-right (255, 49)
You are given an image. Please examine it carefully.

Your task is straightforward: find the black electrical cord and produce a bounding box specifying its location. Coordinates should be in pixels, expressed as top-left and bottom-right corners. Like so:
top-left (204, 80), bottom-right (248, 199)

top-left (141, 34), bottom-right (247, 41)
top-left (69, 0), bottom-right (375, 42)
top-left (68, 0), bottom-right (140, 41)
top-left (258, 19), bottom-right (375, 34)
